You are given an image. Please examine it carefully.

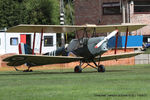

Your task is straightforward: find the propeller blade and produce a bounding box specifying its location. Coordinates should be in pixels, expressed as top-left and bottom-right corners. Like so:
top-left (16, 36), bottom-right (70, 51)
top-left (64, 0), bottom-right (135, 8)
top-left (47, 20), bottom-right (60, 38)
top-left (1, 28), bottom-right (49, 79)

top-left (106, 29), bottom-right (118, 40)
top-left (95, 29), bottom-right (118, 48)
top-left (95, 39), bottom-right (106, 48)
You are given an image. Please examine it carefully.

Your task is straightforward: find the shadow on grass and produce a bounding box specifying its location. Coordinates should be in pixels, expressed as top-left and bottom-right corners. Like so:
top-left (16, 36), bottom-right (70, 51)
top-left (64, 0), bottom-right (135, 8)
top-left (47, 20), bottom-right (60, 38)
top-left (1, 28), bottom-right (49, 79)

top-left (0, 69), bottom-right (130, 76)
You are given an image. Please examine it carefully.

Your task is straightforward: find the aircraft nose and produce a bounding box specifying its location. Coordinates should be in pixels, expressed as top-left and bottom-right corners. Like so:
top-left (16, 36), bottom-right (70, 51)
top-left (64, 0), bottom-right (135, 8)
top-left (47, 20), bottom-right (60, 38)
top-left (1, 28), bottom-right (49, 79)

top-left (101, 42), bottom-right (108, 51)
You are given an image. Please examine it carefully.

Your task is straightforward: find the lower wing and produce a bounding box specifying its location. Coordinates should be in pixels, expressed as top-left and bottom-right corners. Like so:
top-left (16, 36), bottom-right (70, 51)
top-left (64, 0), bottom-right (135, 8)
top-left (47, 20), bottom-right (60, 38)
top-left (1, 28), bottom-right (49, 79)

top-left (3, 55), bottom-right (83, 66)
top-left (3, 51), bottom-right (142, 67)
top-left (95, 51), bottom-right (143, 61)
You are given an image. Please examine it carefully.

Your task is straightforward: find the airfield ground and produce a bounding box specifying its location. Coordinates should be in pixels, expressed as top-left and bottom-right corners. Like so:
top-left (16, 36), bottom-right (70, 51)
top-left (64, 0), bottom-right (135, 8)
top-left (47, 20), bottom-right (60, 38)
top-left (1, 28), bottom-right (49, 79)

top-left (0, 64), bottom-right (149, 100)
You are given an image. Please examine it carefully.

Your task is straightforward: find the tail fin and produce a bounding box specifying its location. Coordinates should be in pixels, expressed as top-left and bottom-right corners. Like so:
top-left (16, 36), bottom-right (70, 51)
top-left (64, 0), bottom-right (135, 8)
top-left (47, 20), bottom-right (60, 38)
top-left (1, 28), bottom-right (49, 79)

top-left (18, 43), bottom-right (32, 54)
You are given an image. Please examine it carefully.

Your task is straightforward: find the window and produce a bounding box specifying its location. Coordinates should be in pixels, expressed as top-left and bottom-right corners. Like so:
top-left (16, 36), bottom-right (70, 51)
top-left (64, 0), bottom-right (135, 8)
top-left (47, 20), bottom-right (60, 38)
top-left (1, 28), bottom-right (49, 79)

top-left (10, 37), bottom-right (18, 45)
top-left (134, 1), bottom-right (150, 13)
top-left (103, 2), bottom-right (121, 15)
top-left (44, 36), bottom-right (53, 46)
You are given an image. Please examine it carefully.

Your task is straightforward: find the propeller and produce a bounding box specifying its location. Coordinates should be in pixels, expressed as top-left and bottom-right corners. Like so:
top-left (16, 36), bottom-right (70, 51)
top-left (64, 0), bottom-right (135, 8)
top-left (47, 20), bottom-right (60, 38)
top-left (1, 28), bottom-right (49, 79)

top-left (95, 29), bottom-right (118, 48)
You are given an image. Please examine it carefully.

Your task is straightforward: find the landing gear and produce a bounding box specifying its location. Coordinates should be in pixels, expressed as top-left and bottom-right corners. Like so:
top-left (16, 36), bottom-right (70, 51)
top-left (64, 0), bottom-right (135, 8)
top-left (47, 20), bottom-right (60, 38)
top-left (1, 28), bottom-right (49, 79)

top-left (23, 69), bottom-right (33, 72)
top-left (14, 67), bottom-right (19, 71)
top-left (13, 65), bottom-right (33, 72)
top-left (74, 65), bottom-right (82, 73)
top-left (23, 66), bottom-right (33, 72)
top-left (74, 58), bottom-right (106, 73)
top-left (98, 65), bottom-right (105, 72)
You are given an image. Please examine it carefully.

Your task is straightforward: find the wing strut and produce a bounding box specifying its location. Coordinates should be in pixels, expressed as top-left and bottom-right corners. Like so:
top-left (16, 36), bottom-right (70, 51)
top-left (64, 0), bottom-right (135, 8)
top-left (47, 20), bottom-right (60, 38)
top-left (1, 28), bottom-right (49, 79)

top-left (32, 32), bottom-right (36, 55)
top-left (40, 28), bottom-right (43, 54)
top-left (114, 31), bottom-right (119, 54)
top-left (124, 27), bottom-right (129, 52)
top-left (92, 28), bottom-right (96, 37)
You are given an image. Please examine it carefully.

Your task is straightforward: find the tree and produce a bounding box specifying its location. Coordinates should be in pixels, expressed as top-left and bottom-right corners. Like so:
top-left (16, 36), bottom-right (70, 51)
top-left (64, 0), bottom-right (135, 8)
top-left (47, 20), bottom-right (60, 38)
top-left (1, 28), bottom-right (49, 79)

top-left (25, 0), bottom-right (60, 25)
top-left (64, 0), bottom-right (74, 25)
top-left (0, 0), bottom-right (60, 29)
top-left (0, 0), bottom-right (27, 28)
top-left (63, 0), bottom-right (75, 43)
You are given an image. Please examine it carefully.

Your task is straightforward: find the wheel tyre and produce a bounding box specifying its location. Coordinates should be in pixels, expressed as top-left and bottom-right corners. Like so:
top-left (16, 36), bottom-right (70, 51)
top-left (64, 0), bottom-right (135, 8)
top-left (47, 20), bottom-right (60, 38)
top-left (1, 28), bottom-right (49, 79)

top-left (23, 69), bottom-right (33, 72)
top-left (23, 70), bottom-right (28, 72)
top-left (98, 65), bottom-right (105, 72)
top-left (74, 66), bottom-right (82, 73)
top-left (29, 69), bottom-right (33, 72)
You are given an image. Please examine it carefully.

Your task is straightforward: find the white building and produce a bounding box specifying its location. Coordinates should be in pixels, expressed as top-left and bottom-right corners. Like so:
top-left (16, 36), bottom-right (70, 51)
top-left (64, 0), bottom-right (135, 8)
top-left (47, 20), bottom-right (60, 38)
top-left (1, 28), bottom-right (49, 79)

top-left (0, 30), bottom-right (56, 54)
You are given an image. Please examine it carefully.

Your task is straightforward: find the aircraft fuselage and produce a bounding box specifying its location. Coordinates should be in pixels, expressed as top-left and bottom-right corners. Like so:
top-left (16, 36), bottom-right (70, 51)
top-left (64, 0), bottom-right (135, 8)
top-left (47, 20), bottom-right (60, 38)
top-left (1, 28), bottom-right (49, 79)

top-left (67, 37), bottom-right (108, 59)
top-left (45, 37), bottom-right (108, 62)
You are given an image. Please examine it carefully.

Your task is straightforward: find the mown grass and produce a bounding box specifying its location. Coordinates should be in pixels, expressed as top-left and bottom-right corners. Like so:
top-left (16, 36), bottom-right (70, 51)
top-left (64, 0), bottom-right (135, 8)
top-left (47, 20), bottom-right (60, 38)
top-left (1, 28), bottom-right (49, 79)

top-left (0, 64), bottom-right (150, 100)
top-left (144, 48), bottom-right (150, 54)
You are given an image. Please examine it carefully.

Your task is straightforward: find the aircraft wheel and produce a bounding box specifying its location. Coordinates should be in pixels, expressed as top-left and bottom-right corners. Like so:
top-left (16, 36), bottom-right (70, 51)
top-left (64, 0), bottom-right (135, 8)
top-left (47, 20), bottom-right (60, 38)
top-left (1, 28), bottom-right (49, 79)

top-left (29, 69), bottom-right (33, 72)
top-left (74, 66), bottom-right (82, 73)
top-left (23, 69), bottom-right (28, 72)
top-left (23, 69), bottom-right (33, 72)
top-left (98, 65), bottom-right (105, 72)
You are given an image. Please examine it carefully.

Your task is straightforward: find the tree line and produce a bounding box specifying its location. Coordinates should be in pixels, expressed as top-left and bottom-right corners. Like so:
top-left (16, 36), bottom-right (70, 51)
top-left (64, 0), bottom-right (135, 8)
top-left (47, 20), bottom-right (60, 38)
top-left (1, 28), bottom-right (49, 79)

top-left (0, 0), bottom-right (74, 29)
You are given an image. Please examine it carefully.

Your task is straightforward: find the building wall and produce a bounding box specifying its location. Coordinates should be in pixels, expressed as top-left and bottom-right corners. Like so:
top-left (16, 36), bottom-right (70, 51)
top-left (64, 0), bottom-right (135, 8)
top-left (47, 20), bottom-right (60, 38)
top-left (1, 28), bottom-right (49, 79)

top-left (75, 0), bottom-right (150, 35)
top-left (75, 0), bottom-right (122, 25)
top-left (0, 32), bottom-right (6, 54)
top-left (129, 1), bottom-right (150, 35)
top-left (34, 33), bottom-right (57, 53)
top-left (75, 0), bottom-right (102, 25)
top-left (101, 0), bottom-right (122, 24)
top-left (130, 14), bottom-right (150, 35)
top-left (0, 32), bottom-right (57, 54)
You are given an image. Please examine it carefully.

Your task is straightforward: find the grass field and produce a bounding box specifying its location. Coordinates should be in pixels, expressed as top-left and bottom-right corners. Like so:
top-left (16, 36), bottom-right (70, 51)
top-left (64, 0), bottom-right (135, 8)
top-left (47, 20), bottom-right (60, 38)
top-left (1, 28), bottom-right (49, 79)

top-left (0, 64), bottom-right (150, 100)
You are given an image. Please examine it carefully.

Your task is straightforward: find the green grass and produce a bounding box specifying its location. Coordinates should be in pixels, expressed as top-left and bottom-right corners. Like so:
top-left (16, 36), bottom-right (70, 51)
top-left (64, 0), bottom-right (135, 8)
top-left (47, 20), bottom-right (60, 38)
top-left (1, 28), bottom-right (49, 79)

top-left (144, 48), bottom-right (150, 54)
top-left (0, 64), bottom-right (150, 100)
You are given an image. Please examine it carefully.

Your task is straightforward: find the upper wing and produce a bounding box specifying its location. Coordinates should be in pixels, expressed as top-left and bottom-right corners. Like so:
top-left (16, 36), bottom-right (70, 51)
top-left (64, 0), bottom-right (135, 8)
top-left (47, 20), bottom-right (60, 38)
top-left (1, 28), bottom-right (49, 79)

top-left (7, 24), bottom-right (146, 33)
top-left (3, 55), bottom-right (83, 66)
top-left (95, 51), bottom-right (143, 62)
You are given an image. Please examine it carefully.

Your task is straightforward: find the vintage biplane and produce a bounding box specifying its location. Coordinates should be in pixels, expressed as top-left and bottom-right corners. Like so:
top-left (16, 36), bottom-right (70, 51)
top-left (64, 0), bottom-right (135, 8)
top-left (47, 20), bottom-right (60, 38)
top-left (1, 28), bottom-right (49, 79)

top-left (3, 23), bottom-right (146, 72)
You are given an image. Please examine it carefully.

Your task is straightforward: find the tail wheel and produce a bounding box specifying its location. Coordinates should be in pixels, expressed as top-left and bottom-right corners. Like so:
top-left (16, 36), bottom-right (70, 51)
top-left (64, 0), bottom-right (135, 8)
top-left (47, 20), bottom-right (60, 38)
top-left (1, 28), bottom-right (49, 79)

top-left (98, 65), bottom-right (105, 72)
top-left (74, 66), bottom-right (82, 73)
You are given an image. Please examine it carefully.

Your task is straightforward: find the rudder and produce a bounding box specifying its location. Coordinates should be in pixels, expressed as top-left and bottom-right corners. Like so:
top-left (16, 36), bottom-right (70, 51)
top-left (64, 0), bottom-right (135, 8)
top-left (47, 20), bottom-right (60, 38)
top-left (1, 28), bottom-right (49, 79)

top-left (18, 43), bottom-right (32, 54)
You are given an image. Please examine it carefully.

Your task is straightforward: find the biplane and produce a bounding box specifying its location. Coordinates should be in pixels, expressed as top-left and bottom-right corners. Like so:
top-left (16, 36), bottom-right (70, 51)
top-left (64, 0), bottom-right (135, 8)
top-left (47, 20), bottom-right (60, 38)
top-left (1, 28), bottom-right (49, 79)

top-left (3, 23), bottom-right (146, 72)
